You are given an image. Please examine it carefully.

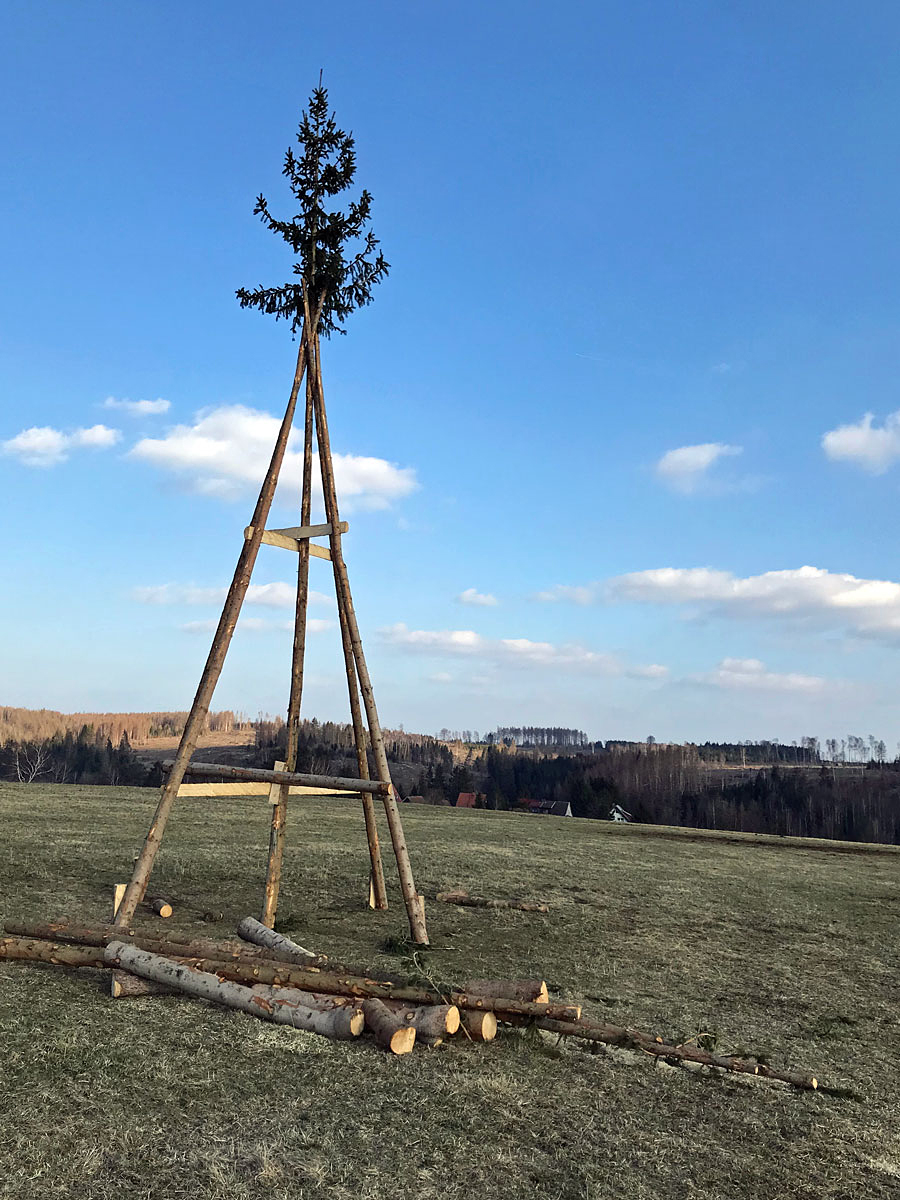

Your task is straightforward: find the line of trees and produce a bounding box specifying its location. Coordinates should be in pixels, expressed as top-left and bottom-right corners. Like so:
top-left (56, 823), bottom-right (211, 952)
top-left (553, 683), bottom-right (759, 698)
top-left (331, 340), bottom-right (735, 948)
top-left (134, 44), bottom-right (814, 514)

top-left (0, 728), bottom-right (157, 786)
top-left (0, 707), bottom-right (249, 745)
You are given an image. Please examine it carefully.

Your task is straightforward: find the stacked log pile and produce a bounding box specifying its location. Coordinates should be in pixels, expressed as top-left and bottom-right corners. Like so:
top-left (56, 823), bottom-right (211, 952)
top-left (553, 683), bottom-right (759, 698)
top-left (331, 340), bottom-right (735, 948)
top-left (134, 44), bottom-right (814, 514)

top-left (0, 918), bottom-right (820, 1085)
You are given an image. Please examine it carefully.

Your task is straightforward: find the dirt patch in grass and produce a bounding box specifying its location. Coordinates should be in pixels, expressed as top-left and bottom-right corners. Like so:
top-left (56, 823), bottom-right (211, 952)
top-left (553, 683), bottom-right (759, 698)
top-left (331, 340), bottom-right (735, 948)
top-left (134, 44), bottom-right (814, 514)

top-left (1, 782), bottom-right (898, 1199)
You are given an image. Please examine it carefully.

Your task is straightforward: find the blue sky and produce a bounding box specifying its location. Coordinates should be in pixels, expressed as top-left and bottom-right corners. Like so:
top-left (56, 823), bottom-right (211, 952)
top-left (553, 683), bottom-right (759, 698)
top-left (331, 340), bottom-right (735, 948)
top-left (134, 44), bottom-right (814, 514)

top-left (3, 1), bottom-right (900, 745)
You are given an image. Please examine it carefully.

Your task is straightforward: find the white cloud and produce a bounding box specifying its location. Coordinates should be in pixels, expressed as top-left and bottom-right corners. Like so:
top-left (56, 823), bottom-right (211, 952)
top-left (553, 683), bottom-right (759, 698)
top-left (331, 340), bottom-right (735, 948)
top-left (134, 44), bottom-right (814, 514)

top-left (129, 404), bottom-right (418, 510)
top-left (2, 423), bottom-right (120, 467)
top-left (456, 587), bottom-right (499, 607)
top-left (133, 582), bottom-right (332, 609)
top-left (695, 658), bottom-right (826, 694)
top-left (821, 411), bottom-right (900, 473)
top-left (655, 442), bottom-right (742, 494)
top-left (608, 564), bottom-right (900, 641)
top-left (379, 623), bottom-right (666, 680)
top-left (104, 397), bottom-right (171, 416)
top-left (534, 583), bottom-right (600, 605)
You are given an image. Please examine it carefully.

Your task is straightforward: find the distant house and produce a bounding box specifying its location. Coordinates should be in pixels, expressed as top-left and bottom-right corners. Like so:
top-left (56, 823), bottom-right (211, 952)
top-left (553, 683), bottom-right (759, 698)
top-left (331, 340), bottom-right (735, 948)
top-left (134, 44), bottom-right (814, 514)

top-left (405, 795), bottom-right (427, 804)
top-left (523, 798), bottom-right (573, 817)
top-left (455, 792), bottom-right (482, 808)
top-left (609, 803), bottom-right (633, 823)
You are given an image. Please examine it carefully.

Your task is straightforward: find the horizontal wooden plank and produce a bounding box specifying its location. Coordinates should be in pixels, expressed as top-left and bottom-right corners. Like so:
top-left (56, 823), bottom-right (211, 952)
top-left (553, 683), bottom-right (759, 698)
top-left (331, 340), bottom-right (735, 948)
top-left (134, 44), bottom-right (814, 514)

top-left (272, 522), bottom-right (349, 539)
top-left (176, 782), bottom-right (358, 799)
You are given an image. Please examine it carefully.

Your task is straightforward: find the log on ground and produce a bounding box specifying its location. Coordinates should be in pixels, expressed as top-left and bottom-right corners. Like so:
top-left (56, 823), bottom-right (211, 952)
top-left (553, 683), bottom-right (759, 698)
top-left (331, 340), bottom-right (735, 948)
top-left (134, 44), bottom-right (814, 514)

top-left (465, 978), bottom-right (549, 1003)
top-left (437, 890), bottom-right (549, 913)
top-left (383, 1001), bottom-right (460, 1043)
top-left (458, 1009), bottom-right (498, 1042)
top-left (362, 998), bottom-right (416, 1054)
top-left (104, 942), bottom-right (361, 1040)
top-left (110, 970), bottom-right (174, 998)
top-left (148, 898), bottom-right (173, 919)
top-left (237, 916), bottom-right (313, 961)
top-left (528, 1016), bottom-right (819, 1089)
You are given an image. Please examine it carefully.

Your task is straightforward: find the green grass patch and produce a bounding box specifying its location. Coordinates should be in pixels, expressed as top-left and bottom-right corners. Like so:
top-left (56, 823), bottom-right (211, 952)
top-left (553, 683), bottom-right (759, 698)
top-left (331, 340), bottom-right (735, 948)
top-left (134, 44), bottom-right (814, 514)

top-left (1, 782), bottom-right (898, 1199)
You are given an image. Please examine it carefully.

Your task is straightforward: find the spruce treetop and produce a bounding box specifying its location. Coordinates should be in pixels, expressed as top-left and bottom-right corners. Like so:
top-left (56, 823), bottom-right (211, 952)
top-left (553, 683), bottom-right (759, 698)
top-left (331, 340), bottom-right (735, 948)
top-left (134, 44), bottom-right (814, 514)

top-left (236, 85), bottom-right (388, 338)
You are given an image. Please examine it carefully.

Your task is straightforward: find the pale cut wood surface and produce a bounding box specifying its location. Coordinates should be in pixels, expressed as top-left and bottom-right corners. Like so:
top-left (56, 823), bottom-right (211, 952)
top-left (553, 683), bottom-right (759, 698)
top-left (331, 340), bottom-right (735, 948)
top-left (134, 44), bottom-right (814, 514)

top-left (176, 782), bottom-right (356, 798)
top-left (244, 525), bottom-right (331, 559)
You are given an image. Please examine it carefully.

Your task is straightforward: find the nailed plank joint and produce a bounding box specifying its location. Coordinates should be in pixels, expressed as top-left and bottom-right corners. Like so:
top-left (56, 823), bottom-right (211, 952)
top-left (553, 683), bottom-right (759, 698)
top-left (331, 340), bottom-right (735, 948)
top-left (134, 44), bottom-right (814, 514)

top-left (244, 524), bottom-right (347, 560)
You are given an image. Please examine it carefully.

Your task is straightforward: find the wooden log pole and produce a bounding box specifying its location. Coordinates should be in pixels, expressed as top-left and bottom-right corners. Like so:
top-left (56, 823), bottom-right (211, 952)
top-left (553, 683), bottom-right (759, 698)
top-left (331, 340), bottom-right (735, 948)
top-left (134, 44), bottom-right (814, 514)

top-left (383, 1001), bottom-right (460, 1044)
top-left (168, 761), bottom-right (389, 795)
top-left (362, 998), bottom-right (416, 1054)
top-left (523, 1017), bottom-right (819, 1089)
top-left (458, 1009), bottom-right (498, 1042)
top-left (237, 916), bottom-right (313, 962)
top-left (110, 970), bottom-right (175, 998)
top-left (437, 891), bottom-right (549, 913)
top-left (302, 297), bottom-right (426, 944)
top-left (465, 978), bottom-right (549, 1003)
top-left (148, 898), bottom-right (173, 919)
top-left (262, 369), bottom-right (316, 928)
top-left (114, 328), bottom-right (316, 928)
top-left (104, 941), bottom-right (361, 1040)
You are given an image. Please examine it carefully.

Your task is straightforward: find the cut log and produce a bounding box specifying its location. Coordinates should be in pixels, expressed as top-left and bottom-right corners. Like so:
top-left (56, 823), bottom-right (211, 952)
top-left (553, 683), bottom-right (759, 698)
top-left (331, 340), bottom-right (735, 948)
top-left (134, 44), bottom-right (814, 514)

top-left (362, 998), bottom-right (416, 1054)
top-left (465, 978), bottom-right (549, 1003)
top-left (526, 1017), bottom-right (819, 1089)
top-left (148, 898), bottom-right (173, 919)
top-left (1, 937), bottom-right (106, 968)
top-left (236, 916), bottom-right (313, 961)
top-left (110, 970), bottom-right (174, 998)
top-left (112, 884), bottom-right (126, 921)
top-left (458, 1009), bottom-right (498, 1042)
top-left (437, 891), bottom-right (549, 913)
top-left (104, 942), bottom-right (361, 1040)
top-left (383, 1001), bottom-right (460, 1043)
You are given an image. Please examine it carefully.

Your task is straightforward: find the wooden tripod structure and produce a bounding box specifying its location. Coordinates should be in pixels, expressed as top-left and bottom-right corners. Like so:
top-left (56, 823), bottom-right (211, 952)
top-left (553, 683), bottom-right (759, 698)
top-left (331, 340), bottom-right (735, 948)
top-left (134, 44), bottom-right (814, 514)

top-left (114, 296), bottom-right (429, 944)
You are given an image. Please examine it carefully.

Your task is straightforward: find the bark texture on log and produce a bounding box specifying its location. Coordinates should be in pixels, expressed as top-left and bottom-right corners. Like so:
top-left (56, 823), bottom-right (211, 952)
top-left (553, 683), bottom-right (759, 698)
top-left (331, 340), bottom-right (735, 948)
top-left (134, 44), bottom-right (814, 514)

top-left (465, 979), bottom-right (549, 1003)
top-left (383, 1002), bottom-right (460, 1043)
top-left (237, 916), bottom-right (313, 962)
top-left (528, 1017), bottom-right (818, 1089)
top-left (362, 998), bottom-right (416, 1055)
top-left (458, 1009), bottom-right (498, 1042)
top-left (437, 891), bottom-right (549, 913)
top-left (104, 942), bottom-right (361, 1039)
top-left (0, 937), bottom-right (105, 968)
top-left (110, 970), bottom-right (174, 998)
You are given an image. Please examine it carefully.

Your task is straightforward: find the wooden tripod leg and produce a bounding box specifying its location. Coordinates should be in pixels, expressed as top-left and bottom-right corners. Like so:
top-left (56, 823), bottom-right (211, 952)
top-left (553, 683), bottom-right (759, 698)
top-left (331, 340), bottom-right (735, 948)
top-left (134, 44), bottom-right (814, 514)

top-left (114, 336), bottom-right (311, 929)
top-left (303, 309), bottom-right (428, 944)
top-left (261, 368), bottom-right (316, 928)
top-left (336, 580), bottom-right (389, 910)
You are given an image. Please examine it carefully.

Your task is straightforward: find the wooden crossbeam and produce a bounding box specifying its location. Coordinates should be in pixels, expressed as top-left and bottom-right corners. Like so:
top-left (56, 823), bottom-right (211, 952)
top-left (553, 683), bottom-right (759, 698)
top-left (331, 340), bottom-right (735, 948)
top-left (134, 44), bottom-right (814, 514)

top-left (244, 521), bottom-right (348, 560)
top-left (176, 782), bottom-right (357, 799)
top-left (168, 760), bottom-right (390, 796)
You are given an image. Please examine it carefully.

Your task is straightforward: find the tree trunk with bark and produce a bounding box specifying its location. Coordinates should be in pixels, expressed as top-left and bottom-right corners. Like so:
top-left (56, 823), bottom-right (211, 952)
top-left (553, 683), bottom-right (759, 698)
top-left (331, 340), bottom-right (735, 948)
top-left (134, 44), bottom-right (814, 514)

top-left (465, 979), bottom-right (548, 1003)
top-left (458, 1009), bottom-right (498, 1042)
top-left (104, 941), bottom-right (361, 1039)
top-left (237, 917), bottom-right (313, 961)
top-left (361, 998), bottom-right (416, 1054)
top-left (437, 891), bottom-right (549, 913)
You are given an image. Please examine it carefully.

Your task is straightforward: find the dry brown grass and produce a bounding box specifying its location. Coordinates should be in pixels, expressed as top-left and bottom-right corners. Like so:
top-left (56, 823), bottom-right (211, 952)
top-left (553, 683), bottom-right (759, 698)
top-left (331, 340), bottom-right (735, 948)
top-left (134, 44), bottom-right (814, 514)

top-left (1, 781), bottom-right (898, 1199)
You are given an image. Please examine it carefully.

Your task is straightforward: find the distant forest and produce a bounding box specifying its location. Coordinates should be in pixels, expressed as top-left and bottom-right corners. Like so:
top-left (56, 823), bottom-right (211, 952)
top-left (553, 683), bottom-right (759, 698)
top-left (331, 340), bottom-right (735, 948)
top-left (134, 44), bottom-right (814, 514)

top-left (2, 708), bottom-right (898, 844)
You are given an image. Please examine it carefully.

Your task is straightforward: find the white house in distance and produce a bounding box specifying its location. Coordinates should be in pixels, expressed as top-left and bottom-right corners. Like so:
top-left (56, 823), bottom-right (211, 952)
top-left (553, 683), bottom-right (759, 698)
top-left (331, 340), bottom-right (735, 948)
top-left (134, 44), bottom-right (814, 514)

top-left (609, 803), bottom-right (632, 823)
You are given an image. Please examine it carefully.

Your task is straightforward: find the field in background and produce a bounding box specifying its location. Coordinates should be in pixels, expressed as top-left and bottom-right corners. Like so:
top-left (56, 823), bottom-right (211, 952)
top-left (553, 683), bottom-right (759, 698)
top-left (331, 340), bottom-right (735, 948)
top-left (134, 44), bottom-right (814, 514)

top-left (1, 782), bottom-right (899, 1200)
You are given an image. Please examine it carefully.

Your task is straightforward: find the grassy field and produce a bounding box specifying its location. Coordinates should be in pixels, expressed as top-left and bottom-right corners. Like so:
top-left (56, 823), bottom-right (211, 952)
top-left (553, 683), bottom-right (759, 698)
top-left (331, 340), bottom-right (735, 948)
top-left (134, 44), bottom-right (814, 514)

top-left (1, 782), bottom-right (899, 1200)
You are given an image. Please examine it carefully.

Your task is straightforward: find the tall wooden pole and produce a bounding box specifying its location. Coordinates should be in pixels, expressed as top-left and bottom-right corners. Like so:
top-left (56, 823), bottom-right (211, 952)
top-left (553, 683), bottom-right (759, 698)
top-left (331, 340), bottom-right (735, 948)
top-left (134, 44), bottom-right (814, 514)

top-left (336, 585), bottom-right (389, 910)
top-left (114, 334), bottom-right (311, 929)
top-left (303, 301), bottom-right (428, 943)
top-left (260, 366), bottom-right (316, 927)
